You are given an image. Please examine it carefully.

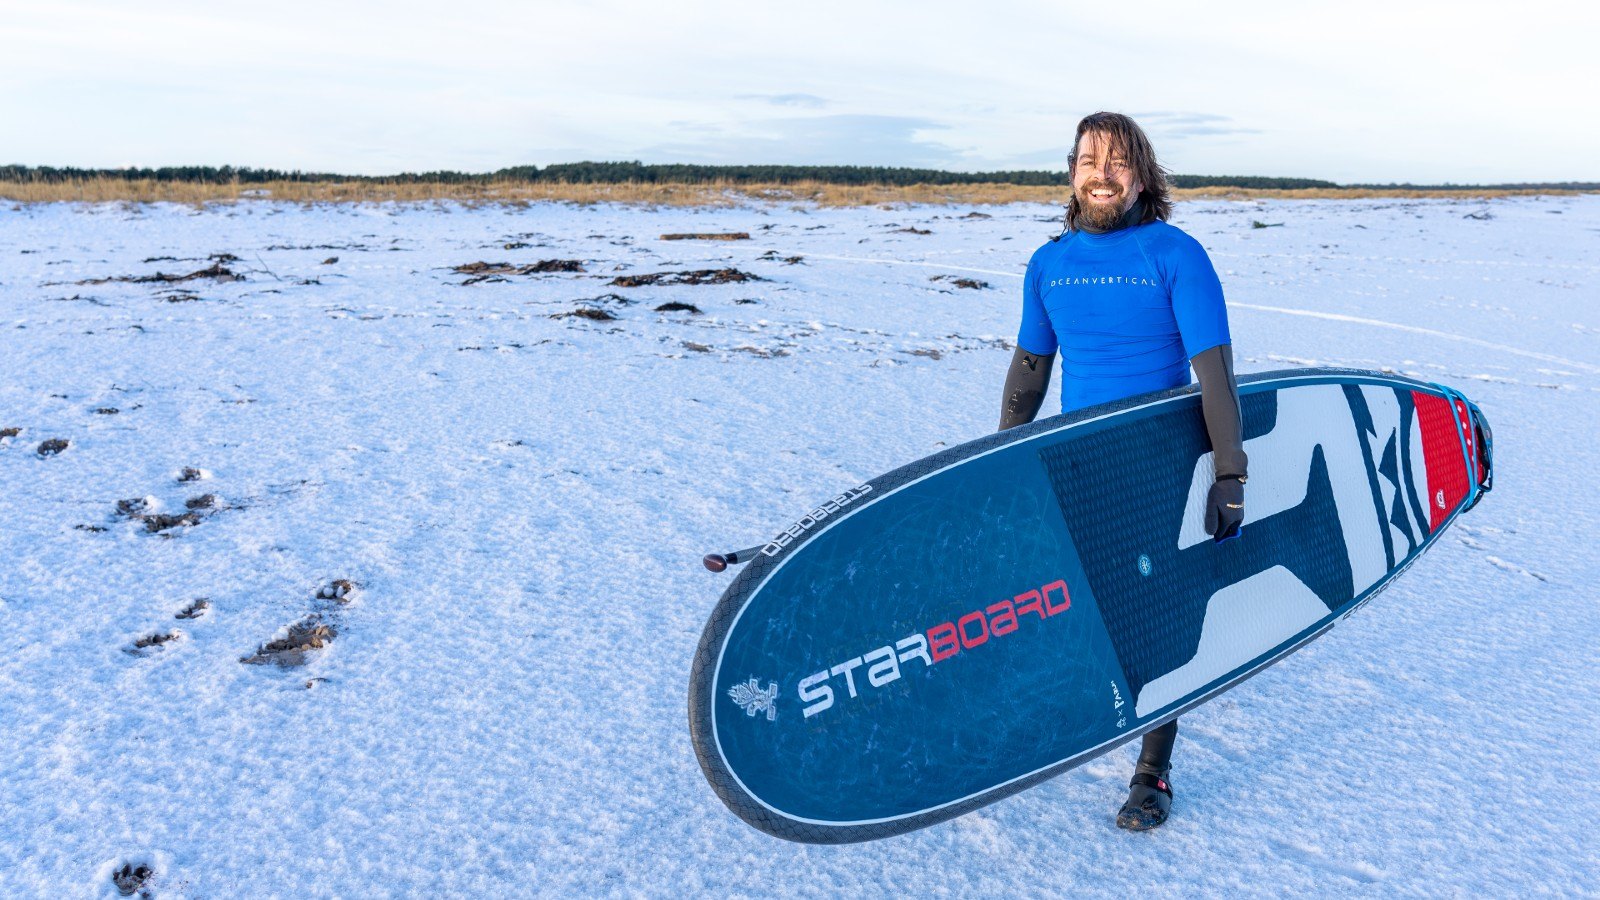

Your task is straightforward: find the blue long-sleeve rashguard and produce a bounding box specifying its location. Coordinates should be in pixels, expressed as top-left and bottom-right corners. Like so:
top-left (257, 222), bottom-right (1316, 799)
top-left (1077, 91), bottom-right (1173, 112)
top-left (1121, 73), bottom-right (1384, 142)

top-left (1017, 220), bottom-right (1230, 413)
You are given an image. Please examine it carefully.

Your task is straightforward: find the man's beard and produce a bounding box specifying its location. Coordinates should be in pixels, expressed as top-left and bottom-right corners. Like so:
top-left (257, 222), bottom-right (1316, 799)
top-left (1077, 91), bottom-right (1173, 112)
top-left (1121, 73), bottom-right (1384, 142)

top-left (1075, 180), bottom-right (1129, 231)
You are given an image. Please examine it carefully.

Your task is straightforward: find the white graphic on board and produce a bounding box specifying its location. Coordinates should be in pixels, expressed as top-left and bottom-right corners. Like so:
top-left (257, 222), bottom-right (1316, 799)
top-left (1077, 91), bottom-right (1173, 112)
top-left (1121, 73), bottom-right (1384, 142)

top-left (1355, 385), bottom-right (1425, 559)
top-left (728, 678), bottom-right (779, 721)
top-left (1154, 385), bottom-right (1436, 718)
top-left (1135, 566), bottom-right (1326, 716)
top-left (1176, 385), bottom-right (1388, 593)
top-left (1411, 426), bottom-right (1432, 520)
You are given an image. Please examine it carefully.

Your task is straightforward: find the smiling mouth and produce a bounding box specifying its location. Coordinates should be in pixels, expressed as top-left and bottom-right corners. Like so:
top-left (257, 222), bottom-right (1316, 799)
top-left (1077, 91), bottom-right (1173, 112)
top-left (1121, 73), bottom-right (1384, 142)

top-left (1088, 188), bottom-right (1119, 202)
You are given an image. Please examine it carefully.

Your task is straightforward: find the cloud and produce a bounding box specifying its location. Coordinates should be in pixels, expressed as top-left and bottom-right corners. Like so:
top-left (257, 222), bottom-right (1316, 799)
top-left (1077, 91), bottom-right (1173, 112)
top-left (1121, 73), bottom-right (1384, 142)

top-left (995, 146), bottom-right (1074, 169)
top-left (1131, 111), bottom-right (1261, 138)
top-left (636, 114), bottom-right (964, 168)
top-left (972, 114), bottom-right (1262, 172)
top-left (736, 93), bottom-right (829, 109)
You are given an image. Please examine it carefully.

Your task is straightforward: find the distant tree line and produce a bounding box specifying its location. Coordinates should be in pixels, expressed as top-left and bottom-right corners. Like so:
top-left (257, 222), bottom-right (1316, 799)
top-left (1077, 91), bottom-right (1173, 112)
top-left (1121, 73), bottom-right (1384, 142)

top-left (1, 165), bottom-right (345, 184)
top-left (1342, 181), bottom-right (1600, 191)
top-left (1, 162), bottom-right (1590, 191)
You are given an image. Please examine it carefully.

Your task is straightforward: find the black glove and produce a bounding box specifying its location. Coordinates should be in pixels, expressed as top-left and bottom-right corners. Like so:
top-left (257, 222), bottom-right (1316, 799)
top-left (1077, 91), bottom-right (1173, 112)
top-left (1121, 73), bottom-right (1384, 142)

top-left (1205, 476), bottom-right (1245, 542)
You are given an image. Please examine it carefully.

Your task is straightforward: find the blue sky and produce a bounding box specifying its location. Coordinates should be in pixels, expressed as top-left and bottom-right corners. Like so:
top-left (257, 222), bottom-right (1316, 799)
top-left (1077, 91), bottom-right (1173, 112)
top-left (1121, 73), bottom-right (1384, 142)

top-left (3, 0), bottom-right (1596, 183)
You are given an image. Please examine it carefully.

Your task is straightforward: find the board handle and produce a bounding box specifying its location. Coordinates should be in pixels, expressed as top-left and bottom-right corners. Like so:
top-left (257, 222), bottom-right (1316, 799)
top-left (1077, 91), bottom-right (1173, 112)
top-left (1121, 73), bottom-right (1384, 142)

top-left (703, 545), bottom-right (765, 572)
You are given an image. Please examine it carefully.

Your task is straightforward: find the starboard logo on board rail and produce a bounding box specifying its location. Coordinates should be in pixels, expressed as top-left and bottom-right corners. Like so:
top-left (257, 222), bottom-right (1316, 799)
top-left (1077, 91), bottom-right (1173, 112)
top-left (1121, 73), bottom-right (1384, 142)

top-left (761, 484), bottom-right (874, 557)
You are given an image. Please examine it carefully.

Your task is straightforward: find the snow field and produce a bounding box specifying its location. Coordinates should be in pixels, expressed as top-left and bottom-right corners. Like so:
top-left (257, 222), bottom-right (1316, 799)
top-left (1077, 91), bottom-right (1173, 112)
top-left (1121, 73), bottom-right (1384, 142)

top-left (1, 194), bottom-right (1596, 896)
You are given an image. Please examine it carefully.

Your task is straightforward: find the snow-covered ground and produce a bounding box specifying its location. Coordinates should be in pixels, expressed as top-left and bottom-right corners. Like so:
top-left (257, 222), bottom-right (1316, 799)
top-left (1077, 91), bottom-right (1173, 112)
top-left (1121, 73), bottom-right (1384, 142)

top-left (2, 195), bottom-right (1596, 897)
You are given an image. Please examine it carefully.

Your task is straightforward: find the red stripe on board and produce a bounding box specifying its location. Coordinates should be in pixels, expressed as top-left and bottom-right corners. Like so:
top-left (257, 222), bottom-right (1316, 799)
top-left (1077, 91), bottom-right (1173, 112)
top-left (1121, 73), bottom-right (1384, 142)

top-left (1412, 391), bottom-right (1469, 532)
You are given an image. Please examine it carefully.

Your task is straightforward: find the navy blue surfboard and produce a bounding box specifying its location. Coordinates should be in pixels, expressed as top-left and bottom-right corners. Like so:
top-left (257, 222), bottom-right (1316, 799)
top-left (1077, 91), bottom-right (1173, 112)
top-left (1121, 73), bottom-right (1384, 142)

top-left (689, 368), bottom-right (1492, 843)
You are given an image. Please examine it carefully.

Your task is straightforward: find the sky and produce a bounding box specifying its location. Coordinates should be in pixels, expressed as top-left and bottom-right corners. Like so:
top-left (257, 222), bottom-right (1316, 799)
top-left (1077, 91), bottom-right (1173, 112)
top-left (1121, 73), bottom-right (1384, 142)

top-left (3, 0), bottom-right (1597, 183)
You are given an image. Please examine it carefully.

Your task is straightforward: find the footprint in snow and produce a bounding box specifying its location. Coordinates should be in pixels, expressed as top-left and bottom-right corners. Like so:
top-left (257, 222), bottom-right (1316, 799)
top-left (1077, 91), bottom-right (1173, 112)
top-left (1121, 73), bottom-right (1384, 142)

top-left (1484, 556), bottom-right (1550, 582)
top-left (1270, 839), bottom-right (1387, 883)
top-left (112, 861), bottom-right (155, 897)
top-left (241, 617), bottom-right (336, 667)
top-left (240, 580), bottom-right (359, 669)
top-left (127, 630), bottom-right (181, 655)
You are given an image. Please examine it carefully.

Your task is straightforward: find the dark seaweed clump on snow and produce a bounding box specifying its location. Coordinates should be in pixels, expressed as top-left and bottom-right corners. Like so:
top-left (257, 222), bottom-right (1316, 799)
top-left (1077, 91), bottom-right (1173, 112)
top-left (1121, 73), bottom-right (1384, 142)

top-left (80, 261), bottom-right (241, 285)
top-left (654, 302), bottom-right (702, 314)
top-left (930, 274), bottom-right (990, 290)
top-left (659, 232), bottom-right (750, 241)
top-left (609, 269), bottom-right (762, 287)
top-left (551, 307), bottom-right (618, 321)
top-left (454, 259), bottom-right (585, 284)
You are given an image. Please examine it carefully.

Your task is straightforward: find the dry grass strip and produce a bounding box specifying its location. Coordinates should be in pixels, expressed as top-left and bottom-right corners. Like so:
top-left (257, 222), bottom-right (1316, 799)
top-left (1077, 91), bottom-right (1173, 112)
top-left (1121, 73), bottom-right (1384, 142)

top-left (1, 178), bottom-right (1589, 207)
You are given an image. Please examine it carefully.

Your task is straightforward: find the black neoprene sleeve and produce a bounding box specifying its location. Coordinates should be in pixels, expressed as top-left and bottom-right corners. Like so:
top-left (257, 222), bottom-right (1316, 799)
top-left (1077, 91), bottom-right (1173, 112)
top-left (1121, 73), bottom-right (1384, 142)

top-left (1191, 344), bottom-right (1247, 478)
top-left (998, 347), bottom-right (1056, 430)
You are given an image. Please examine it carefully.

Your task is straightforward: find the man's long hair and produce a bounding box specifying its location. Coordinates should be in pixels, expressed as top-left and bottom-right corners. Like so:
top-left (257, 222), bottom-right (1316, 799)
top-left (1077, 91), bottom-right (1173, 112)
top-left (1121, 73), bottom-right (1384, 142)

top-left (1064, 112), bottom-right (1172, 231)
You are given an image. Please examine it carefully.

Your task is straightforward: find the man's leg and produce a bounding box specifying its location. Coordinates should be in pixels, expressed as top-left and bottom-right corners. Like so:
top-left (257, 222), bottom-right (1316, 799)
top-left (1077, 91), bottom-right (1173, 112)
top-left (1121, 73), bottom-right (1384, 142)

top-left (1116, 719), bottom-right (1176, 830)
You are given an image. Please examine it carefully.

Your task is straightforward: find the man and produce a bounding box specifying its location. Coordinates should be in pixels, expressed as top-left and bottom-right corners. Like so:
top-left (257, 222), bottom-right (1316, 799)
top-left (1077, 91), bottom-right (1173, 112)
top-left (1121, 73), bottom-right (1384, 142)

top-left (998, 112), bottom-right (1247, 831)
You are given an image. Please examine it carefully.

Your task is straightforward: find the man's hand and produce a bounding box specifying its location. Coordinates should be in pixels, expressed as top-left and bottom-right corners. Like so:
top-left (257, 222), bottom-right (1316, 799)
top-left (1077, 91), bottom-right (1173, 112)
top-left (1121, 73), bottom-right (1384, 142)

top-left (1205, 476), bottom-right (1245, 542)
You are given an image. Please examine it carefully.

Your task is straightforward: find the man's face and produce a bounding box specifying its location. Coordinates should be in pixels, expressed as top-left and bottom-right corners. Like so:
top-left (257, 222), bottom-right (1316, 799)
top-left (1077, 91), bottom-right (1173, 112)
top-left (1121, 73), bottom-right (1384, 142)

top-left (1072, 131), bottom-right (1143, 230)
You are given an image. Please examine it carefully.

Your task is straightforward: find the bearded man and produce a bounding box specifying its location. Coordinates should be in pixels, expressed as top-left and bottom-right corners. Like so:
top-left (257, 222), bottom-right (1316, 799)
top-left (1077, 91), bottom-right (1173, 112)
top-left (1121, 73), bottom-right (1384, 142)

top-left (998, 111), bottom-right (1247, 831)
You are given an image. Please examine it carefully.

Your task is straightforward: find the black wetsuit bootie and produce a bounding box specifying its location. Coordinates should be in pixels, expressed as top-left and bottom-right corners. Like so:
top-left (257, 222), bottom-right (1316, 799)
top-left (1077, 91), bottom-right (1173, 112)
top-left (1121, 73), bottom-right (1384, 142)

top-left (1116, 765), bottom-right (1173, 831)
top-left (1117, 719), bottom-right (1177, 830)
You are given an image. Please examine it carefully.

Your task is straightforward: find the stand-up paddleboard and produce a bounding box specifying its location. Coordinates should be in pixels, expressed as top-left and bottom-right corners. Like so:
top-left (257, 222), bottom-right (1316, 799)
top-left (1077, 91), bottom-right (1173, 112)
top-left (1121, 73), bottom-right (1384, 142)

top-left (689, 368), bottom-right (1493, 844)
